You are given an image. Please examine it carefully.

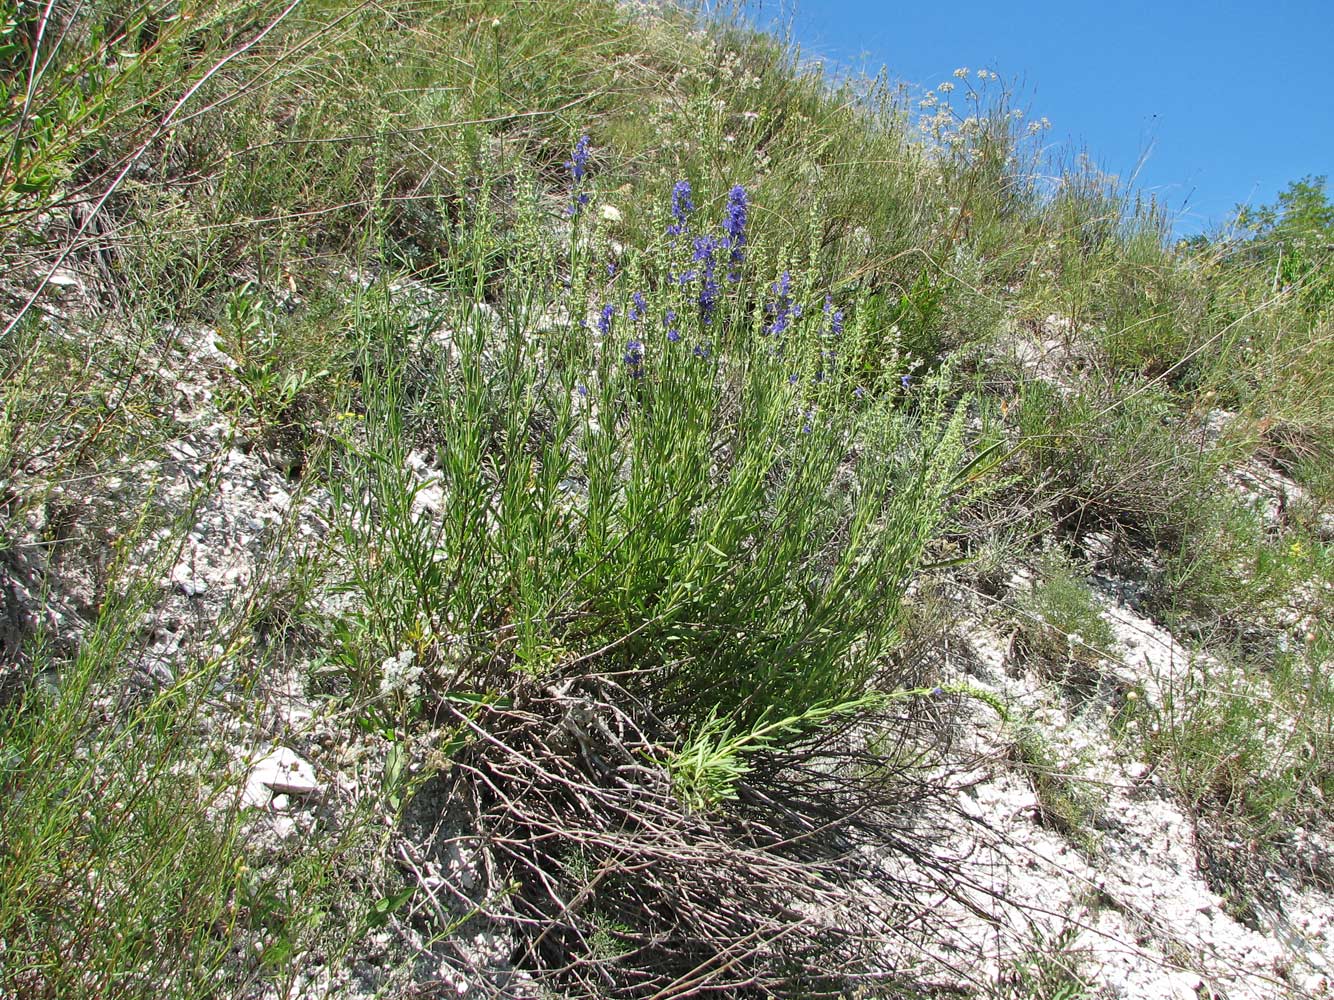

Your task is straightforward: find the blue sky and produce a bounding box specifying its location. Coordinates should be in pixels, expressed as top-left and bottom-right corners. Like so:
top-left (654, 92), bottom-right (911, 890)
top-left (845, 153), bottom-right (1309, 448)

top-left (751, 0), bottom-right (1334, 238)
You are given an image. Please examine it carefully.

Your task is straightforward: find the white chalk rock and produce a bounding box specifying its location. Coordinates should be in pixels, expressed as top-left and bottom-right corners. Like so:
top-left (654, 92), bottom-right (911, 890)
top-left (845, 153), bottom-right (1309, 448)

top-left (243, 746), bottom-right (320, 807)
top-left (170, 563), bottom-right (209, 597)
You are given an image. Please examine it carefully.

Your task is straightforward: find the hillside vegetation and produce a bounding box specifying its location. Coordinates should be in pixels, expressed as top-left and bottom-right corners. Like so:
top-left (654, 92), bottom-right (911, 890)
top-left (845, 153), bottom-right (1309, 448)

top-left (2, 1), bottom-right (1331, 997)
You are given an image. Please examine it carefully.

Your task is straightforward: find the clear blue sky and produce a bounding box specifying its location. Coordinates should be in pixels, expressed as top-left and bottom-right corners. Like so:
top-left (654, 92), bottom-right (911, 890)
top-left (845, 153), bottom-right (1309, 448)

top-left (747, 0), bottom-right (1334, 238)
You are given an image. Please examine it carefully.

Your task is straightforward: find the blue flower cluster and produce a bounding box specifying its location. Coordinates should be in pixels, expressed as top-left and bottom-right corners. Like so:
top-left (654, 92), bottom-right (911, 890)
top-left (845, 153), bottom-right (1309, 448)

top-left (561, 149), bottom-right (871, 408)
top-left (566, 135), bottom-right (590, 182)
top-left (665, 180), bottom-right (749, 323)
top-left (668, 180), bottom-right (695, 237)
top-left (764, 280), bottom-right (863, 418)
top-left (623, 338), bottom-right (645, 378)
top-left (572, 175), bottom-right (863, 393)
top-left (722, 185), bottom-right (747, 280)
top-left (565, 135), bottom-right (592, 217)
top-left (823, 294), bottom-right (844, 337)
top-left (765, 272), bottom-right (801, 336)
top-left (693, 235), bottom-right (721, 322)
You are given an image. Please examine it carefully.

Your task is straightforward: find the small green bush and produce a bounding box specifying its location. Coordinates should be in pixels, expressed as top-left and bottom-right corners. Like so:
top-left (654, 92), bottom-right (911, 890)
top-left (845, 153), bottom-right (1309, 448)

top-left (1016, 548), bottom-right (1114, 690)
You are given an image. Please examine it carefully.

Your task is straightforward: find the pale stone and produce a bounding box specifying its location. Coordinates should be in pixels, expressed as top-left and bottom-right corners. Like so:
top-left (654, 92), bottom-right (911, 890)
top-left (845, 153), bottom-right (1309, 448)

top-left (243, 746), bottom-right (320, 807)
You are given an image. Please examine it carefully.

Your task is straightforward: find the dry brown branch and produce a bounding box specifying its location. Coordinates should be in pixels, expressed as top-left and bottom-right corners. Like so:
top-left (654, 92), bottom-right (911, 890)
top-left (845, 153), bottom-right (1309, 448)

top-left (390, 671), bottom-right (981, 998)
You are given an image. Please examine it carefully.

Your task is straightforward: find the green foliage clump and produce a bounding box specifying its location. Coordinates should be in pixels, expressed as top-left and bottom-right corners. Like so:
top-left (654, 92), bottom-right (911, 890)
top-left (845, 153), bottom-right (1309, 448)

top-left (1009, 720), bottom-right (1102, 847)
top-left (0, 580), bottom-right (384, 1000)
top-left (322, 163), bottom-right (972, 730)
top-left (1236, 175), bottom-right (1334, 318)
top-left (212, 283), bottom-right (333, 454)
top-left (1115, 627), bottom-right (1334, 916)
top-left (999, 923), bottom-right (1094, 1000)
top-left (1017, 548), bottom-right (1114, 689)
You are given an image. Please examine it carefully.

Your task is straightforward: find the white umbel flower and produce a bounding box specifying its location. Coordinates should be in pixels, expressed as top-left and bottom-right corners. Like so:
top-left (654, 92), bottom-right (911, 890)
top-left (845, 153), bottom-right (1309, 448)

top-left (380, 649), bottom-right (422, 698)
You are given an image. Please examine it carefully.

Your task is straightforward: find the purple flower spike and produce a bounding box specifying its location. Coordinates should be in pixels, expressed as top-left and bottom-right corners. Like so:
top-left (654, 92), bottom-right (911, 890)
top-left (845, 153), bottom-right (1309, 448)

top-left (766, 271), bottom-right (795, 336)
top-left (597, 303), bottom-right (615, 335)
top-left (565, 135), bottom-right (591, 183)
top-left (668, 180), bottom-right (695, 237)
top-left (692, 235), bottom-right (722, 323)
top-left (824, 297), bottom-right (844, 336)
top-left (566, 191), bottom-right (590, 217)
top-left (624, 339), bottom-right (645, 378)
top-left (723, 185), bottom-right (748, 278)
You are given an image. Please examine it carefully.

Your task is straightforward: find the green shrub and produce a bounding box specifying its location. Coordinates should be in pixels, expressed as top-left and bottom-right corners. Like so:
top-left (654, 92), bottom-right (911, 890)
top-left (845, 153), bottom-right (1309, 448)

top-left (1016, 548), bottom-right (1114, 690)
top-left (324, 157), bottom-right (973, 730)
